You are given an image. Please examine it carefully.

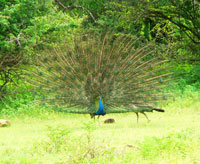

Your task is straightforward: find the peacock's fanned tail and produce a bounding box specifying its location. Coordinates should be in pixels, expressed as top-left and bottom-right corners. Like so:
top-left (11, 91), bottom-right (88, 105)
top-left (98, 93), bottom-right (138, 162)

top-left (26, 32), bottom-right (174, 114)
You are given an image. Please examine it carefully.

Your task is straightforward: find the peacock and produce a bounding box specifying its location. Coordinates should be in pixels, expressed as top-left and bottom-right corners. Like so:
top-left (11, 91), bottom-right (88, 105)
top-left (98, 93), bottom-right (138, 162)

top-left (26, 31), bottom-right (173, 122)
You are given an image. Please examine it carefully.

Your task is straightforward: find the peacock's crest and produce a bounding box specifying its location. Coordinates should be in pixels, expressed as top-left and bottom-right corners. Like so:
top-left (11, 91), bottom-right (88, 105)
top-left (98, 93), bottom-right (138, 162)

top-left (26, 31), bottom-right (174, 119)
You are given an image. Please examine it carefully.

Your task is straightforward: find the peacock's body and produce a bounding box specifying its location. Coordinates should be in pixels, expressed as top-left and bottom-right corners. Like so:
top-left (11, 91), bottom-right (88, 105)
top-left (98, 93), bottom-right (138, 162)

top-left (27, 32), bottom-right (173, 121)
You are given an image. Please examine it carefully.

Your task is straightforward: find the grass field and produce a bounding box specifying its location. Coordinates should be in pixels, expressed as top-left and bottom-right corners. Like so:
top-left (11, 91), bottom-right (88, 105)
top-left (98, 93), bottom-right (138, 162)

top-left (0, 85), bottom-right (200, 164)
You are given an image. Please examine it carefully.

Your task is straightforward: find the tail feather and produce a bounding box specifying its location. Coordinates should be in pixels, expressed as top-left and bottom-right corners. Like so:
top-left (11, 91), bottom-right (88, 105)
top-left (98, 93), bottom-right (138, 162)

top-left (25, 31), bottom-right (173, 114)
top-left (152, 108), bottom-right (165, 112)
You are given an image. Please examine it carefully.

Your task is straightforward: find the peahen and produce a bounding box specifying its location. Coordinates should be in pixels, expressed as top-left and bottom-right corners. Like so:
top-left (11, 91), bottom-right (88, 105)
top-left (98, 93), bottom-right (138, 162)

top-left (26, 31), bottom-right (173, 122)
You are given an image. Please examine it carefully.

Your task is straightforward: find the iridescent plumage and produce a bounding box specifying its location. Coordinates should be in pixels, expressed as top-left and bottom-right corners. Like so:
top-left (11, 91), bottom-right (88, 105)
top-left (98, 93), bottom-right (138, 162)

top-left (26, 31), bottom-right (174, 121)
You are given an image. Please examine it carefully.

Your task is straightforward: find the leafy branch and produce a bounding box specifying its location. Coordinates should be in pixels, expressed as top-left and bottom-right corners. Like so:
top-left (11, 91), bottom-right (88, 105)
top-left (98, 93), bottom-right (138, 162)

top-left (55, 0), bottom-right (102, 24)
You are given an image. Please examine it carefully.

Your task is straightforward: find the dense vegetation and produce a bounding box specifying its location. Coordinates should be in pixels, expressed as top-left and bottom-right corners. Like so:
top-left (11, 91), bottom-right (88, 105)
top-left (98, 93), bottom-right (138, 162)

top-left (0, 1), bottom-right (200, 163)
top-left (0, 0), bottom-right (199, 100)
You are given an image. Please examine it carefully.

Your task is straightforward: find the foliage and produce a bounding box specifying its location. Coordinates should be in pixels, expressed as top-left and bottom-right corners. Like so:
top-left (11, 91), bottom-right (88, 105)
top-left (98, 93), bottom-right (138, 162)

top-left (141, 0), bottom-right (200, 62)
top-left (0, 0), bottom-right (49, 52)
top-left (0, 0), bottom-right (81, 100)
top-left (0, 0), bottom-right (79, 54)
top-left (54, 0), bottom-right (200, 63)
top-left (53, 0), bottom-right (200, 85)
top-left (174, 64), bottom-right (200, 84)
top-left (0, 0), bottom-right (199, 108)
top-left (44, 125), bottom-right (71, 152)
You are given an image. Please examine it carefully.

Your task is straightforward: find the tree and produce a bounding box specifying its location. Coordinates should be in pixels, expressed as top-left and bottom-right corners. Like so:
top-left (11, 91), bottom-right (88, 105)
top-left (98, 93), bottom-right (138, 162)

top-left (142, 0), bottom-right (200, 62)
top-left (0, 0), bottom-right (80, 100)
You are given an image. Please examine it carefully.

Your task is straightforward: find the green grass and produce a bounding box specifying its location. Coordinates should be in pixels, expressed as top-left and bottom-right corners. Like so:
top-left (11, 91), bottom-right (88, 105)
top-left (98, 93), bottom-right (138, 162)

top-left (1, 109), bottom-right (200, 164)
top-left (0, 84), bottom-right (200, 164)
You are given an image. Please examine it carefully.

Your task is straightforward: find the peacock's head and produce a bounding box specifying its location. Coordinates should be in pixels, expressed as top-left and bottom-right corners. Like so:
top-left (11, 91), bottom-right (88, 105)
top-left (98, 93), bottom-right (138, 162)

top-left (95, 96), bottom-right (103, 107)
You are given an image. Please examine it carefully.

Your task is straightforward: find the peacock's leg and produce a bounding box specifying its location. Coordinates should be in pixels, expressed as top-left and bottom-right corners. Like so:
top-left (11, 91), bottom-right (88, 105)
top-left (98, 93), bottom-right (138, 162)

top-left (141, 112), bottom-right (150, 122)
top-left (90, 113), bottom-right (95, 119)
top-left (97, 115), bottom-right (100, 119)
top-left (135, 112), bottom-right (139, 123)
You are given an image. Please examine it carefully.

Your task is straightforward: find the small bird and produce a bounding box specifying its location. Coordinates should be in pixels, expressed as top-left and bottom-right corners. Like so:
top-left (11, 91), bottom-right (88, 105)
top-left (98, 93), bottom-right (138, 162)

top-left (26, 31), bottom-right (173, 122)
top-left (104, 118), bottom-right (115, 124)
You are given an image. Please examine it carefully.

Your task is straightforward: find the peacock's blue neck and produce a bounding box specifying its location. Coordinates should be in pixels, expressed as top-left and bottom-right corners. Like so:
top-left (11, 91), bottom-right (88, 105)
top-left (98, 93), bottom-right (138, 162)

top-left (95, 98), bottom-right (105, 115)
